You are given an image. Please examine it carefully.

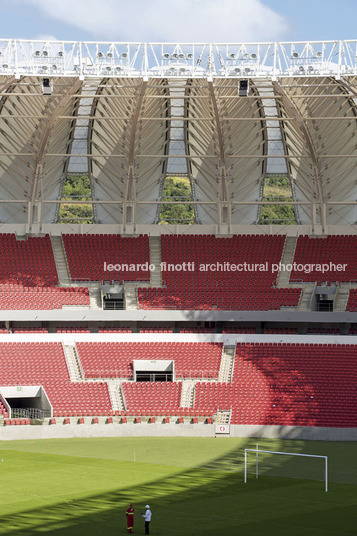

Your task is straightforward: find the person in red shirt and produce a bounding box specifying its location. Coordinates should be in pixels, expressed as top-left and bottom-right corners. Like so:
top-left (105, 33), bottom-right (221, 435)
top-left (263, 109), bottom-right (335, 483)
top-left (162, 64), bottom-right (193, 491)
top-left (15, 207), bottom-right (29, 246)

top-left (126, 503), bottom-right (135, 533)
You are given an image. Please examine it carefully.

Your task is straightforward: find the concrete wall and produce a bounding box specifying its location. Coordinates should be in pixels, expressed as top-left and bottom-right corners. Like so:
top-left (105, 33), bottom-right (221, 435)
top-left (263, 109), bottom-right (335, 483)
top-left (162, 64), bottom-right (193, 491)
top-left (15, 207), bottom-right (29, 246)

top-left (1, 423), bottom-right (356, 441)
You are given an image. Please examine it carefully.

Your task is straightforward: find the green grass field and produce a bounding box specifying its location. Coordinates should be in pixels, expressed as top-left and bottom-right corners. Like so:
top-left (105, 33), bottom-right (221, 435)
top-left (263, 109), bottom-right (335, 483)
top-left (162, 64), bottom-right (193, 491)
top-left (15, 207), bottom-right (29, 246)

top-left (0, 437), bottom-right (356, 535)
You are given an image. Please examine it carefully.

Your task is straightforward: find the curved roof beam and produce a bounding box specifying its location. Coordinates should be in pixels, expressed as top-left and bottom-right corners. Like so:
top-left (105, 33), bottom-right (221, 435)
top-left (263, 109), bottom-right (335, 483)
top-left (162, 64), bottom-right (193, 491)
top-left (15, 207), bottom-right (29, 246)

top-left (207, 80), bottom-right (227, 204)
top-left (273, 81), bottom-right (325, 230)
top-left (123, 78), bottom-right (148, 227)
top-left (29, 78), bottom-right (83, 225)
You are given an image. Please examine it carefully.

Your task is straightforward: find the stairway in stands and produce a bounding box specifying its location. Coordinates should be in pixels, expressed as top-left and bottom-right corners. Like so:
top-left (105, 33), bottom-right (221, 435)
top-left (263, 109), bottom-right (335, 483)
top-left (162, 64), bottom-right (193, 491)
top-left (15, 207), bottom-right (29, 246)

top-left (219, 345), bottom-right (236, 382)
top-left (276, 236), bottom-right (297, 288)
top-left (51, 235), bottom-right (71, 286)
top-left (216, 409), bottom-right (231, 425)
top-left (149, 236), bottom-right (162, 286)
top-left (107, 382), bottom-right (125, 414)
top-left (63, 344), bottom-right (83, 382)
top-left (89, 286), bottom-right (102, 309)
top-left (180, 380), bottom-right (195, 408)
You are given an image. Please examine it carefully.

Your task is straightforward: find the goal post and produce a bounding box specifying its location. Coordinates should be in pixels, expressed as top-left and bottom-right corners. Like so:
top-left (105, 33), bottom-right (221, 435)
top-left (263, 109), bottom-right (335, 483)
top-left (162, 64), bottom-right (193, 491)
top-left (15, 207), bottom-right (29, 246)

top-left (244, 447), bottom-right (328, 492)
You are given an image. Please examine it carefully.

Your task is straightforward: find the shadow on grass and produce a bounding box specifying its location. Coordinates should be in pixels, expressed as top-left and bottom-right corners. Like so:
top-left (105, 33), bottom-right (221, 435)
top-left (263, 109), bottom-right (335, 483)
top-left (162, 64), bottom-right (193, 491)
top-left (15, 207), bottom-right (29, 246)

top-left (0, 439), bottom-right (356, 536)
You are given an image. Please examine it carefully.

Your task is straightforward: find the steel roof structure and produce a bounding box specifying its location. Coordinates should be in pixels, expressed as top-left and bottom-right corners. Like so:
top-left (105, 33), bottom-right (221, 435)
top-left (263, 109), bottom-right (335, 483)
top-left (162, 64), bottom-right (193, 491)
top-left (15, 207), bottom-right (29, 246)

top-left (0, 39), bottom-right (357, 230)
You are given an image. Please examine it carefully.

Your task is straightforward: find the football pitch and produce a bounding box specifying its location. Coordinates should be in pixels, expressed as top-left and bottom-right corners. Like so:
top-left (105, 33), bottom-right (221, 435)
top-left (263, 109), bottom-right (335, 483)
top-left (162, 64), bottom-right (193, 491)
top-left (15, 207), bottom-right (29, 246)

top-left (0, 436), bottom-right (356, 535)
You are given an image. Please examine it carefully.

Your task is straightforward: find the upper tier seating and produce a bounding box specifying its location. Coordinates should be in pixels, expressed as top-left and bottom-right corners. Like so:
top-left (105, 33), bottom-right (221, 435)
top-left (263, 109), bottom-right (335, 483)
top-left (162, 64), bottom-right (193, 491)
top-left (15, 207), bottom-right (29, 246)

top-left (291, 235), bottom-right (357, 282)
top-left (0, 342), bottom-right (111, 417)
top-left (122, 382), bottom-right (182, 415)
top-left (138, 235), bottom-right (301, 310)
top-left (62, 234), bottom-right (150, 283)
top-left (0, 234), bottom-right (89, 309)
top-left (193, 343), bottom-right (357, 427)
top-left (346, 290), bottom-right (357, 312)
top-left (0, 234), bottom-right (57, 287)
top-left (76, 342), bottom-right (223, 380)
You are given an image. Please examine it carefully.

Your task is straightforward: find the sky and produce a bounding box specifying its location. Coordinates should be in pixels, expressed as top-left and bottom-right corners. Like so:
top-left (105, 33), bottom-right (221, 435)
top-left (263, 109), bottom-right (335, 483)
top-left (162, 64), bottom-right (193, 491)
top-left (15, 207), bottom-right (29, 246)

top-left (0, 0), bottom-right (356, 43)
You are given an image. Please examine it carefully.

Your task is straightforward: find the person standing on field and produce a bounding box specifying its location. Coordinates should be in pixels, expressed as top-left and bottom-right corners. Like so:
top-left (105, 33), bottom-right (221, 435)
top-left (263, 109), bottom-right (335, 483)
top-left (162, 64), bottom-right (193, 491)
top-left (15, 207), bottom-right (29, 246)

top-left (142, 505), bottom-right (152, 534)
top-left (126, 503), bottom-right (135, 533)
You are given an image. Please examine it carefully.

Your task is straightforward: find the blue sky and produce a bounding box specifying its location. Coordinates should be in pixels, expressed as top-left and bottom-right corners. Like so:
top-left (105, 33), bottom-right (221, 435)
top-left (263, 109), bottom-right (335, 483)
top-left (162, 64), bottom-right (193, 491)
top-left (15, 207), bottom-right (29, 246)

top-left (0, 0), bottom-right (356, 42)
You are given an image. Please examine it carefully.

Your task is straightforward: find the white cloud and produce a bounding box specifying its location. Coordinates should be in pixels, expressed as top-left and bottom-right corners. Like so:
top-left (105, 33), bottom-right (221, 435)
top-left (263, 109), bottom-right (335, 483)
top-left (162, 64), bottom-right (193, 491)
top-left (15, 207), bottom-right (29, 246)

top-left (35, 34), bottom-right (58, 41)
top-left (16, 0), bottom-right (289, 42)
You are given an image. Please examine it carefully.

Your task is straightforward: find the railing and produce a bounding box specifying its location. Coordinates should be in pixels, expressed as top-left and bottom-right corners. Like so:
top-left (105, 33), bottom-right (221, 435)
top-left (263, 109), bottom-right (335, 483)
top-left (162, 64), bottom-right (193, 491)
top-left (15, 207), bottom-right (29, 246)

top-left (1, 40), bottom-right (357, 78)
top-left (85, 370), bottom-right (219, 381)
top-left (11, 408), bottom-right (47, 419)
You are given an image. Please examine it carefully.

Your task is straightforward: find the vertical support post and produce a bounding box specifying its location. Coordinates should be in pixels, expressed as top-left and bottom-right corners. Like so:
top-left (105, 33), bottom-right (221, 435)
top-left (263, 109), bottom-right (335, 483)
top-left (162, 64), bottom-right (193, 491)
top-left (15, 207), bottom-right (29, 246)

top-left (325, 457), bottom-right (328, 492)
top-left (244, 449), bottom-right (247, 483)
top-left (256, 443), bottom-right (259, 479)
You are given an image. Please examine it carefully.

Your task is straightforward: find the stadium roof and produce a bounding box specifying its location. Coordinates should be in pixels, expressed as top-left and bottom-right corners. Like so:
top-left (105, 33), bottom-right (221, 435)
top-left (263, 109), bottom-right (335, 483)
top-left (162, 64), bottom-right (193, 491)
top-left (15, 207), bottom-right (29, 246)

top-left (0, 39), bottom-right (357, 229)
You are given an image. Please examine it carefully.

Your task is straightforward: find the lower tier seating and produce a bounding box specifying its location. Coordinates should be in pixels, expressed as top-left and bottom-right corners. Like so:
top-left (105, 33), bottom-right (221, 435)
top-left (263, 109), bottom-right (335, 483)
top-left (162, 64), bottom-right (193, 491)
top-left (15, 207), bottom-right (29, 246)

top-left (193, 343), bottom-right (357, 427)
top-left (122, 382), bottom-right (182, 414)
top-left (0, 343), bottom-right (111, 417)
top-left (76, 342), bottom-right (223, 380)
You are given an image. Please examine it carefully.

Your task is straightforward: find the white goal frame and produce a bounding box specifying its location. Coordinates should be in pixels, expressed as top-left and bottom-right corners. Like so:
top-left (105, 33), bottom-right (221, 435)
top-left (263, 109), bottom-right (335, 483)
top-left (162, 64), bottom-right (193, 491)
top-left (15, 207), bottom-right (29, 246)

top-left (244, 447), bottom-right (328, 492)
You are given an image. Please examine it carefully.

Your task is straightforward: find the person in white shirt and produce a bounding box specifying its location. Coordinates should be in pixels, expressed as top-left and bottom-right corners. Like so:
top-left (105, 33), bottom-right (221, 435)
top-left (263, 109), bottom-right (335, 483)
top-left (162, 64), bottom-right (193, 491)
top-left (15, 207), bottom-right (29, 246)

top-left (142, 504), bottom-right (152, 534)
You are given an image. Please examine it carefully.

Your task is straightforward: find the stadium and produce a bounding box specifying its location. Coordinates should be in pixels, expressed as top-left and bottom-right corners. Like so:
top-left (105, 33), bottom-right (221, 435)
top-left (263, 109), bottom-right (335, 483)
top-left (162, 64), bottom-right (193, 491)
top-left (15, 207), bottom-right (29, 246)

top-left (0, 39), bottom-right (356, 535)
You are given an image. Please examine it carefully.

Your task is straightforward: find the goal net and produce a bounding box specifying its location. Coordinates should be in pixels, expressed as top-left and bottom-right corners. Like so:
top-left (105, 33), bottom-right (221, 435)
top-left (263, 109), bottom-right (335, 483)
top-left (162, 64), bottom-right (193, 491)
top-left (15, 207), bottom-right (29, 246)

top-left (244, 447), bottom-right (328, 492)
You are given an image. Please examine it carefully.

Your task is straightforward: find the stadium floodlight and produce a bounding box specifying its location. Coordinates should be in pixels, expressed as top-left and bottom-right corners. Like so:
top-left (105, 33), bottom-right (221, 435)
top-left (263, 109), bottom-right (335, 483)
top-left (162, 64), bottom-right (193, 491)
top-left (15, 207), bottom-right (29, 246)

top-left (292, 52), bottom-right (299, 58)
top-left (229, 53), bottom-right (236, 59)
top-left (97, 52), bottom-right (103, 58)
top-left (34, 50), bottom-right (41, 56)
top-left (234, 67), bottom-right (241, 74)
top-left (57, 51), bottom-right (63, 57)
top-left (299, 65), bottom-right (305, 72)
top-left (106, 66), bottom-right (111, 72)
top-left (244, 448), bottom-right (328, 492)
top-left (106, 52), bottom-right (113, 58)
top-left (2, 64), bottom-right (8, 69)
top-left (52, 64), bottom-right (57, 70)
top-left (179, 53), bottom-right (184, 59)
top-left (316, 51), bottom-right (323, 57)
top-left (121, 53), bottom-right (127, 58)
top-left (172, 53), bottom-right (178, 59)
top-left (163, 53), bottom-right (170, 59)
top-left (43, 51), bottom-right (48, 57)
top-left (250, 53), bottom-right (257, 59)
top-left (187, 53), bottom-right (193, 59)
top-left (244, 67), bottom-right (250, 73)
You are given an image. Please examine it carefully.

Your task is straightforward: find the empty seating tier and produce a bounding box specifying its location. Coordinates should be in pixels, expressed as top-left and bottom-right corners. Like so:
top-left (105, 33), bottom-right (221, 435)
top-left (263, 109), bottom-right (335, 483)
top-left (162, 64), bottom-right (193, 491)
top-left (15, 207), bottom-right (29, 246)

top-left (62, 234), bottom-right (150, 283)
top-left (291, 235), bottom-right (357, 282)
top-left (122, 382), bottom-right (182, 415)
top-left (0, 343), bottom-right (111, 417)
top-left (0, 234), bottom-right (57, 287)
top-left (76, 342), bottom-right (223, 380)
top-left (347, 289), bottom-right (357, 312)
top-left (138, 235), bottom-right (301, 310)
top-left (193, 343), bottom-right (357, 427)
top-left (0, 234), bottom-right (89, 309)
